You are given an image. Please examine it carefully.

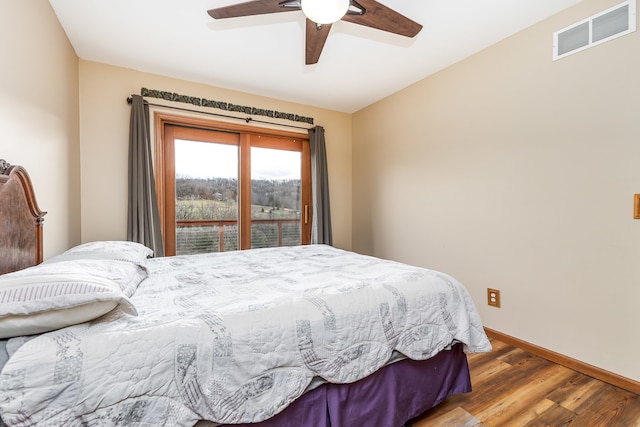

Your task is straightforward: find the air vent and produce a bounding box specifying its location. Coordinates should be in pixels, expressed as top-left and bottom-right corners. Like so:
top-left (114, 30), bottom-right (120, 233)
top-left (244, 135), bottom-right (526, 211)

top-left (553, 0), bottom-right (636, 60)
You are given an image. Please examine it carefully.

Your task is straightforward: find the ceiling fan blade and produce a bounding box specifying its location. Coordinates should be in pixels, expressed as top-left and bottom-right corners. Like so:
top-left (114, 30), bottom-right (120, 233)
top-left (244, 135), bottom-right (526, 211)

top-left (341, 0), bottom-right (422, 38)
top-left (208, 0), bottom-right (300, 19)
top-left (305, 19), bottom-right (332, 65)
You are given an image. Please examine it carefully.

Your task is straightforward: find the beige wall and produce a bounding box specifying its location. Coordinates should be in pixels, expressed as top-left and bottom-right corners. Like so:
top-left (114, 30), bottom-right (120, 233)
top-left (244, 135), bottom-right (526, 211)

top-left (353, 0), bottom-right (640, 381)
top-left (78, 61), bottom-right (353, 250)
top-left (0, 0), bottom-right (81, 259)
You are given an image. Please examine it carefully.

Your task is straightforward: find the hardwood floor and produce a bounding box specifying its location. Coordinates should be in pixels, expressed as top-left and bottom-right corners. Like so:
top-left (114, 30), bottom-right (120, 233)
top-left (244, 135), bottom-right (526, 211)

top-left (411, 338), bottom-right (640, 426)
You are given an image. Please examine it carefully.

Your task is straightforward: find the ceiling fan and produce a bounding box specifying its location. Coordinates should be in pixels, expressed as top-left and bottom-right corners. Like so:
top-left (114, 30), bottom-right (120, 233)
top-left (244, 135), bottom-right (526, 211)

top-left (207, 0), bottom-right (422, 65)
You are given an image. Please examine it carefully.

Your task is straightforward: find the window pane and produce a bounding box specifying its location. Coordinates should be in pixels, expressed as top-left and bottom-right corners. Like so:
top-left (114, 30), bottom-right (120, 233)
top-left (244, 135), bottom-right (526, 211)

top-left (175, 139), bottom-right (239, 254)
top-left (250, 147), bottom-right (301, 249)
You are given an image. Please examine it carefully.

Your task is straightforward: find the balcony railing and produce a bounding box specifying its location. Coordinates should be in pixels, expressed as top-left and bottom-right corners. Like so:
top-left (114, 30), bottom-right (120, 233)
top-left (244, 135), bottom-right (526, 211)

top-left (176, 218), bottom-right (301, 255)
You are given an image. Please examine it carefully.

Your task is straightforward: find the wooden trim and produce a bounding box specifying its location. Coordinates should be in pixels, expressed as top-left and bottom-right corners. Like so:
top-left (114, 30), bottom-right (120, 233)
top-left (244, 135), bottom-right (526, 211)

top-left (249, 134), bottom-right (306, 151)
top-left (484, 328), bottom-right (640, 395)
top-left (162, 125), bottom-right (177, 256)
top-left (301, 140), bottom-right (311, 245)
top-left (165, 125), bottom-right (240, 145)
top-left (239, 134), bottom-right (251, 249)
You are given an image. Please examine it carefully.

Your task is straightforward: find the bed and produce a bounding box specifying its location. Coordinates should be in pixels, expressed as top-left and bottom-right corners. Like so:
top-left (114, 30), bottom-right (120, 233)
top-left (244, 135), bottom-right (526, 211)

top-left (0, 160), bottom-right (492, 427)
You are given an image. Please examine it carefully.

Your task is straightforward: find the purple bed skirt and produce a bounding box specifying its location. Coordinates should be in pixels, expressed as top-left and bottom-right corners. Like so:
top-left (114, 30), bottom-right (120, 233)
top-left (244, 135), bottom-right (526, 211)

top-left (219, 343), bottom-right (471, 427)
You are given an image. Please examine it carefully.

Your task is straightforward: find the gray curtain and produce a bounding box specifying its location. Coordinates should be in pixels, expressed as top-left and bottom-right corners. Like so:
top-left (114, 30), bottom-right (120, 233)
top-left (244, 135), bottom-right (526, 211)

top-left (308, 126), bottom-right (333, 245)
top-left (127, 95), bottom-right (165, 257)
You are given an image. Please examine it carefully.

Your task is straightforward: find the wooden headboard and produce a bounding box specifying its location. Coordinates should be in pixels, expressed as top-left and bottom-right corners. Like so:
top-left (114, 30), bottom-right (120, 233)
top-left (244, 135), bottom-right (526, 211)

top-left (0, 159), bottom-right (46, 275)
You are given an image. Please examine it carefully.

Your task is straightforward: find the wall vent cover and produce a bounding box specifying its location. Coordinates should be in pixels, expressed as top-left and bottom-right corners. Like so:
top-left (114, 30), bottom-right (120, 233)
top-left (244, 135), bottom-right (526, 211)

top-left (553, 0), bottom-right (636, 60)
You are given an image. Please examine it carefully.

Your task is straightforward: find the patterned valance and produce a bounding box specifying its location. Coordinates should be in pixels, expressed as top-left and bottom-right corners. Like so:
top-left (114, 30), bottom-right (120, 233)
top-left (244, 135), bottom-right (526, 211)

top-left (140, 88), bottom-right (314, 125)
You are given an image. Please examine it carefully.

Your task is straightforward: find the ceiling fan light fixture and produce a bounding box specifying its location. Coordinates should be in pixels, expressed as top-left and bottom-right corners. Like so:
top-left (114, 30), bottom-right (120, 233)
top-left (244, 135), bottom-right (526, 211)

top-left (301, 0), bottom-right (350, 24)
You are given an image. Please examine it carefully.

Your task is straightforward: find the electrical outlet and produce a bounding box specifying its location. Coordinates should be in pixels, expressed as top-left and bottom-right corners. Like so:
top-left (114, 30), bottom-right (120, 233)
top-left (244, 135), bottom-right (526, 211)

top-left (487, 288), bottom-right (501, 308)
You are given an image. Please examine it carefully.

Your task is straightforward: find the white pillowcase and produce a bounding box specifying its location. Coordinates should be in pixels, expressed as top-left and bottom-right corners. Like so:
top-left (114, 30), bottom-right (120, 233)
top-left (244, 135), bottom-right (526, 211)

top-left (0, 259), bottom-right (144, 338)
top-left (44, 240), bottom-right (154, 266)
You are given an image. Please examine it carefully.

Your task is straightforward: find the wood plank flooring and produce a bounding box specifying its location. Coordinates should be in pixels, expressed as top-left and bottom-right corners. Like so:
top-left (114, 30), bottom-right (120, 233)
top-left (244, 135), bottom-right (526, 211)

top-left (411, 338), bottom-right (640, 426)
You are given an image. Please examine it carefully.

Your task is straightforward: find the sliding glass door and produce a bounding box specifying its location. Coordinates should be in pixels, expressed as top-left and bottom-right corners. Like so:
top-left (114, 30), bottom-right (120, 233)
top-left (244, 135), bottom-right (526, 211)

top-left (157, 115), bottom-right (311, 256)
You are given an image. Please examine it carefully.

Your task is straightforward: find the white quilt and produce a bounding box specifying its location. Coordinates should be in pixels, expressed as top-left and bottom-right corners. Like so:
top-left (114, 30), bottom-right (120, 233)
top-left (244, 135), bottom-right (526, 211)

top-left (0, 245), bottom-right (491, 426)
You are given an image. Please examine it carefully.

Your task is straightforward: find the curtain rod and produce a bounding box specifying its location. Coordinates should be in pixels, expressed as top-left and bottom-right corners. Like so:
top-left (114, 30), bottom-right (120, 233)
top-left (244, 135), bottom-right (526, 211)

top-left (126, 96), bottom-right (314, 131)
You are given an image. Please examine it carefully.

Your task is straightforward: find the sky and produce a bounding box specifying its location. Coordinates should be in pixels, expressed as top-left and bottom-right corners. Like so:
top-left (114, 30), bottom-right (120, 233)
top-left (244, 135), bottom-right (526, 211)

top-left (175, 139), bottom-right (301, 180)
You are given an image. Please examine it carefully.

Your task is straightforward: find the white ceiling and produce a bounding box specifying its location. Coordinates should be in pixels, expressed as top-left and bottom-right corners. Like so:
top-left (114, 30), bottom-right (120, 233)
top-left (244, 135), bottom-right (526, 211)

top-left (48, 0), bottom-right (584, 113)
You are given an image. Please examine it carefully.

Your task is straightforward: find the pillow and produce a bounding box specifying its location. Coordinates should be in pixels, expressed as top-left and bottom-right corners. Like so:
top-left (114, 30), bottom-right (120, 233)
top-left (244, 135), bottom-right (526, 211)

top-left (45, 240), bottom-right (154, 266)
top-left (0, 259), bottom-right (145, 339)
